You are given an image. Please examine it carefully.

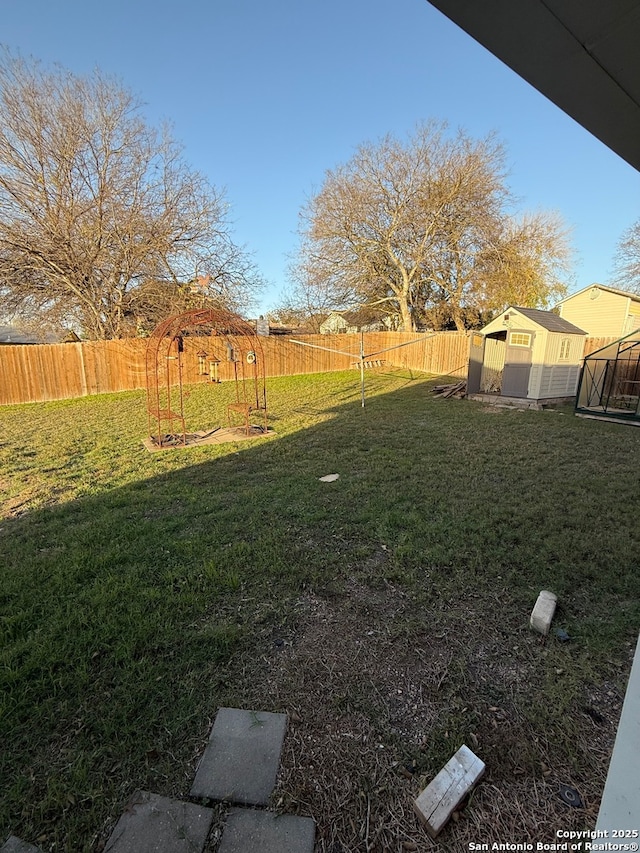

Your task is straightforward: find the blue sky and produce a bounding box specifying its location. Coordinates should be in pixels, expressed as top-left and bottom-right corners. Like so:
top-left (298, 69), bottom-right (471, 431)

top-left (3, 0), bottom-right (639, 316)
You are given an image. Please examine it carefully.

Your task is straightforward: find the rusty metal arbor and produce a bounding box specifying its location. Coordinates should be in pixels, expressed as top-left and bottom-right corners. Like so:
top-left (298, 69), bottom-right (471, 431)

top-left (145, 308), bottom-right (267, 447)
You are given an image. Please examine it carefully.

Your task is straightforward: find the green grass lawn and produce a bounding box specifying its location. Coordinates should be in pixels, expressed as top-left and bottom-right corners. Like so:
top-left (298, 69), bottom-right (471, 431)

top-left (1, 370), bottom-right (639, 851)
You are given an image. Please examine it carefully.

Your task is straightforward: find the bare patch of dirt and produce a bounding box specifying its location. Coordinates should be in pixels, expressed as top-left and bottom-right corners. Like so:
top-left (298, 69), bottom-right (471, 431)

top-left (218, 579), bottom-right (627, 853)
top-left (1, 487), bottom-right (39, 518)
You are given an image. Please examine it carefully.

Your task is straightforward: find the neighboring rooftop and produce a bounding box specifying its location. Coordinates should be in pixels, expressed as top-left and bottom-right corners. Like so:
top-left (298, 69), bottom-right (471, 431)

top-left (0, 324), bottom-right (60, 344)
top-left (555, 283), bottom-right (640, 306)
top-left (0, 325), bottom-right (40, 345)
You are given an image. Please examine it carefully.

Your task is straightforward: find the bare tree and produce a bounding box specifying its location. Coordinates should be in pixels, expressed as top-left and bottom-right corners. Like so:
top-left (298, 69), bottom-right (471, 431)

top-left (291, 121), bottom-right (572, 330)
top-left (0, 51), bottom-right (262, 339)
top-left (445, 209), bottom-right (572, 327)
top-left (611, 219), bottom-right (640, 293)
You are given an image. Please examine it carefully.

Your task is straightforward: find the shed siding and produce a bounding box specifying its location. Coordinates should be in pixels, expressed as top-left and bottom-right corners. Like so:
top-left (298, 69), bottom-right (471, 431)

top-left (528, 363), bottom-right (542, 398)
top-left (537, 365), bottom-right (581, 397)
top-left (558, 288), bottom-right (628, 337)
top-left (527, 330), bottom-right (546, 398)
top-left (529, 329), bottom-right (545, 362)
top-left (544, 333), bottom-right (584, 365)
top-left (532, 334), bottom-right (583, 398)
top-left (522, 343), bottom-right (537, 398)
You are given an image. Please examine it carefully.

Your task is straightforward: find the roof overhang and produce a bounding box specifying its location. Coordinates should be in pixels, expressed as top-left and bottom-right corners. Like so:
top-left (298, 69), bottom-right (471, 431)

top-left (556, 282), bottom-right (640, 305)
top-left (425, 0), bottom-right (640, 172)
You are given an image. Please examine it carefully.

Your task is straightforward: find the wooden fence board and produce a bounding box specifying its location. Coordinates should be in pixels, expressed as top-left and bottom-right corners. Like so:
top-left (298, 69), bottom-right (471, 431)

top-left (582, 336), bottom-right (621, 357)
top-left (0, 333), bottom-right (619, 406)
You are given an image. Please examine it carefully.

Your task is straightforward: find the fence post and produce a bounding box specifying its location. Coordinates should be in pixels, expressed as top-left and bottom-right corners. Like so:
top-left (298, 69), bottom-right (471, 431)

top-left (76, 342), bottom-right (88, 397)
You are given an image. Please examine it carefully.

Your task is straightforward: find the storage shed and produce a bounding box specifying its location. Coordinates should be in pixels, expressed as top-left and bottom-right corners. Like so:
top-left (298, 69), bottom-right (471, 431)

top-left (467, 307), bottom-right (586, 405)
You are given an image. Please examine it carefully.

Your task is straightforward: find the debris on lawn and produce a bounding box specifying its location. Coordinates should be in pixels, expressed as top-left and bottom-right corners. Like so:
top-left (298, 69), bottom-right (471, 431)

top-left (555, 627), bottom-right (571, 643)
top-left (318, 473), bottom-right (340, 482)
top-left (432, 381), bottom-right (466, 398)
top-left (143, 425), bottom-right (272, 452)
top-left (413, 744), bottom-right (485, 838)
top-left (216, 580), bottom-right (621, 852)
top-left (530, 589), bottom-right (557, 636)
top-left (558, 783), bottom-right (584, 808)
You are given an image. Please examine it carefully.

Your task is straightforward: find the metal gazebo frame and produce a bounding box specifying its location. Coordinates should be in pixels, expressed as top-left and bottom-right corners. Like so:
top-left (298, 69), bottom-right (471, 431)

top-left (145, 308), bottom-right (268, 447)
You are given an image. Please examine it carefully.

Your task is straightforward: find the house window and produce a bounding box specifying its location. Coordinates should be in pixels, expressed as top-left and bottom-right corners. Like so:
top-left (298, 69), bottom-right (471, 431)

top-left (559, 338), bottom-right (571, 360)
top-left (509, 332), bottom-right (532, 347)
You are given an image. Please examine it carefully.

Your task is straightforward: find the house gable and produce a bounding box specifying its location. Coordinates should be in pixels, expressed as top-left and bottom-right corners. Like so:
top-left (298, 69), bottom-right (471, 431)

top-left (319, 309), bottom-right (387, 334)
top-left (556, 284), bottom-right (640, 337)
top-left (480, 306), bottom-right (584, 337)
top-left (319, 312), bottom-right (349, 334)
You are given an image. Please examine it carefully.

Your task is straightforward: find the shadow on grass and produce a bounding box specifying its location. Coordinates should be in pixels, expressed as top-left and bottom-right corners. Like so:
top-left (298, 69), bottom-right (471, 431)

top-left (1, 373), bottom-right (639, 849)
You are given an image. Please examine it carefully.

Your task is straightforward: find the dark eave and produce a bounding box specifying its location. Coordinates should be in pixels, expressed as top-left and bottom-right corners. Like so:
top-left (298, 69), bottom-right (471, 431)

top-left (425, 0), bottom-right (640, 172)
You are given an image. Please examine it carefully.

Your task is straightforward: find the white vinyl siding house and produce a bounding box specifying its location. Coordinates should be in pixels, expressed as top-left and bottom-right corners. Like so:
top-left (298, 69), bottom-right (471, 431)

top-left (319, 311), bottom-right (388, 334)
top-left (556, 284), bottom-right (640, 338)
top-left (319, 312), bottom-right (351, 334)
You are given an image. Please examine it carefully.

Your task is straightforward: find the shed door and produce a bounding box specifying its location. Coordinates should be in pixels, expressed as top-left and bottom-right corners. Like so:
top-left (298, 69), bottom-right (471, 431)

top-left (467, 332), bottom-right (485, 394)
top-left (502, 330), bottom-right (534, 397)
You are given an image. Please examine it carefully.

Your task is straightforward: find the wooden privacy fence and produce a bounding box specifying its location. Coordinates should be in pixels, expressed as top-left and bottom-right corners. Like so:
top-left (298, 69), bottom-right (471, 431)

top-left (0, 332), bottom-right (619, 406)
top-left (367, 331), bottom-right (470, 376)
top-left (582, 336), bottom-right (623, 357)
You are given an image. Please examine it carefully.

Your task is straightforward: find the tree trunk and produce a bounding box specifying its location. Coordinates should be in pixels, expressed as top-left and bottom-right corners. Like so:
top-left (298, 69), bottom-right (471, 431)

top-left (451, 305), bottom-right (466, 331)
top-left (399, 297), bottom-right (414, 332)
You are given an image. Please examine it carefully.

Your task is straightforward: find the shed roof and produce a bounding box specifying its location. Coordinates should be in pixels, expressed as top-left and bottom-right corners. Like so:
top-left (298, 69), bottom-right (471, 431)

top-left (511, 306), bottom-right (586, 335)
top-left (482, 307), bottom-right (586, 336)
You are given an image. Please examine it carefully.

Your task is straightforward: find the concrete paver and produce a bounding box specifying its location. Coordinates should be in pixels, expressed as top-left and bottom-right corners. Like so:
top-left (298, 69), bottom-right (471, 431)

top-left (190, 708), bottom-right (287, 806)
top-left (530, 589), bottom-right (557, 635)
top-left (218, 809), bottom-right (315, 853)
top-left (414, 744), bottom-right (485, 837)
top-left (0, 838), bottom-right (42, 853)
top-left (103, 790), bottom-right (214, 853)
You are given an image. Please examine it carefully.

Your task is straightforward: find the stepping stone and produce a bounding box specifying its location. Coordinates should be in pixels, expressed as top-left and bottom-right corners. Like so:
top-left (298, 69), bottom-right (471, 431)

top-left (103, 790), bottom-right (214, 853)
top-left (190, 708), bottom-right (287, 806)
top-left (218, 809), bottom-right (315, 853)
top-left (0, 838), bottom-right (43, 853)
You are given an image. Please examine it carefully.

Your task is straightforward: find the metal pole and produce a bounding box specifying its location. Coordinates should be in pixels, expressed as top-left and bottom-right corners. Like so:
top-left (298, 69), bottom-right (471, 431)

top-left (288, 333), bottom-right (432, 411)
top-left (360, 330), bottom-right (366, 407)
top-left (177, 347), bottom-right (186, 445)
